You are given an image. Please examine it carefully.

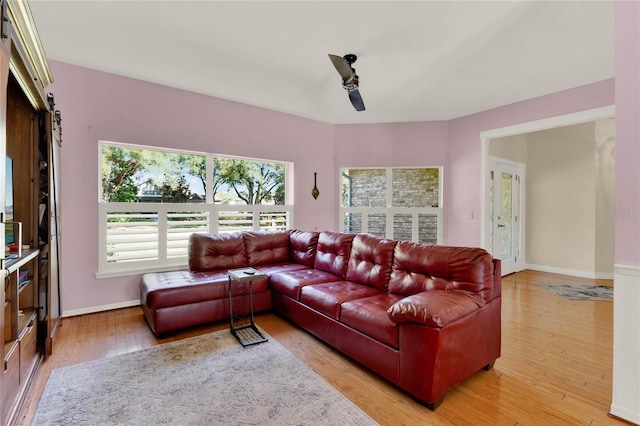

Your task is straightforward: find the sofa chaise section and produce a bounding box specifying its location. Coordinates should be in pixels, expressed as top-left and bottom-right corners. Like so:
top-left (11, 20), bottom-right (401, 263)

top-left (140, 269), bottom-right (270, 336)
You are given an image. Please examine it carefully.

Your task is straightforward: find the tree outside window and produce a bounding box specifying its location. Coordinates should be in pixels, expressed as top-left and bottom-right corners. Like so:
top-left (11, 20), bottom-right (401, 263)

top-left (100, 145), bottom-right (286, 205)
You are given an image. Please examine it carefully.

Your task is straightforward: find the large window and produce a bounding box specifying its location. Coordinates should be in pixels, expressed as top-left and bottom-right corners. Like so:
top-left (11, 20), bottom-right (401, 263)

top-left (340, 167), bottom-right (442, 244)
top-left (98, 142), bottom-right (292, 276)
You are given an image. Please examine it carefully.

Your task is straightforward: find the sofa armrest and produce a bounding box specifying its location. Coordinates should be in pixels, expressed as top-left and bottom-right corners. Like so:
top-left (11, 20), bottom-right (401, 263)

top-left (491, 258), bottom-right (502, 301)
top-left (387, 290), bottom-right (486, 328)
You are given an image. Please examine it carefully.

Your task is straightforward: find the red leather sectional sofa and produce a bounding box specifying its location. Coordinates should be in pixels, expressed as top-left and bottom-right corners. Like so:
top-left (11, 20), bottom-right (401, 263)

top-left (140, 229), bottom-right (501, 409)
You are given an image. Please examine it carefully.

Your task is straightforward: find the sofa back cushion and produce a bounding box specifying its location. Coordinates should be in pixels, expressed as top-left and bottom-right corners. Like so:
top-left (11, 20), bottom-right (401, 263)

top-left (188, 233), bottom-right (247, 272)
top-left (389, 242), bottom-right (495, 301)
top-left (244, 230), bottom-right (291, 266)
top-left (289, 230), bottom-right (319, 267)
top-left (346, 234), bottom-right (397, 291)
top-left (313, 231), bottom-right (356, 278)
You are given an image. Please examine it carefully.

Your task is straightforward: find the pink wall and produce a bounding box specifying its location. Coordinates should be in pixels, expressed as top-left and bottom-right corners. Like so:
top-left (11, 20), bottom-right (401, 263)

top-left (334, 122), bottom-right (450, 168)
top-left (49, 61), bottom-right (336, 313)
top-left (615, 1), bottom-right (640, 265)
top-left (49, 60), bottom-right (616, 314)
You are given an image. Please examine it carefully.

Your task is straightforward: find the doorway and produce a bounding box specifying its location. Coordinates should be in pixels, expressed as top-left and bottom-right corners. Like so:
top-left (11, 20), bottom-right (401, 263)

top-left (488, 157), bottom-right (525, 275)
top-left (480, 106), bottom-right (615, 278)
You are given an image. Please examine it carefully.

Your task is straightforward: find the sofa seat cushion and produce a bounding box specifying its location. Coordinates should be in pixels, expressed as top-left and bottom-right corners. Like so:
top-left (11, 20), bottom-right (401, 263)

top-left (340, 294), bottom-right (404, 348)
top-left (141, 270), bottom-right (268, 309)
top-left (387, 290), bottom-right (486, 328)
top-left (300, 281), bottom-right (382, 320)
top-left (269, 269), bottom-right (342, 300)
top-left (251, 262), bottom-right (310, 277)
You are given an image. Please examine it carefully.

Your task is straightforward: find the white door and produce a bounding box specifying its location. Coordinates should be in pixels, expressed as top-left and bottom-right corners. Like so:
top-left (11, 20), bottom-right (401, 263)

top-left (488, 158), bottom-right (524, 276)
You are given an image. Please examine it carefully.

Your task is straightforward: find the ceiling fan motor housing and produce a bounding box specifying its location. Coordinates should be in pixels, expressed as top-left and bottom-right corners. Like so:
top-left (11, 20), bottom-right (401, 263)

top-left (343, 54), bottom-right (357, 65)
top-left (342, 54), bottom-right (359, 91)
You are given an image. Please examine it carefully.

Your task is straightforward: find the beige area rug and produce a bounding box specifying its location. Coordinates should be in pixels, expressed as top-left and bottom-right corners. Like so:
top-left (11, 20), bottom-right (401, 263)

top-left (32, 329), bottom-right (377, 425)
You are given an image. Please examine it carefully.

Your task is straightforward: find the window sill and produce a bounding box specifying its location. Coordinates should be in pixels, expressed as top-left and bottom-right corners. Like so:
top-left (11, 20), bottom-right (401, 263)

top-left (95, 263), bottom-right (187, 279)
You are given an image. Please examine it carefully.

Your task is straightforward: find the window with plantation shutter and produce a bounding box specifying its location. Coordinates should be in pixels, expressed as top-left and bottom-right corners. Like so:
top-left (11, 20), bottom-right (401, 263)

top-left (98, 142), bottom-right (292, 277)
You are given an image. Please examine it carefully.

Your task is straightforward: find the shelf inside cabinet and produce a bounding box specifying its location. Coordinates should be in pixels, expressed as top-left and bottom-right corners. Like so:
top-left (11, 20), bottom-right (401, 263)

top-left (4, 339), bottom-right (17, 360)
top-left (17, 308), bottom-right (36, 335)
top-left (4, 249), bottom-right (40, 273)
top-left (4, 249), bottom-right (39, 345)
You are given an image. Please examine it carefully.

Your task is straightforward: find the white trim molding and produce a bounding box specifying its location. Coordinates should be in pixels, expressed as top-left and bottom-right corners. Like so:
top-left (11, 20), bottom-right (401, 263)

top-left (614, 264), bottom-right (640, 278)
top-left (610, 264), bottom-right (640, 425)
top-left (63, 299), bottom-right (140, 318)
top-left (525, 263), bottom-right (614, 280)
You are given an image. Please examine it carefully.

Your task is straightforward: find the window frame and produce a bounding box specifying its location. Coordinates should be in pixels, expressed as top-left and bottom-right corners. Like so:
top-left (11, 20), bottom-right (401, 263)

top-left (97, 141), bottom-right (294, 278)
top-left (339, 166), bottom-right (443, 243)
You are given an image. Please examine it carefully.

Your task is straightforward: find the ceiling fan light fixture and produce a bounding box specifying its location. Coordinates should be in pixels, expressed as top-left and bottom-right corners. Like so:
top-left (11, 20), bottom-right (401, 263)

top-left (343, 82), bottom-right (359, 92)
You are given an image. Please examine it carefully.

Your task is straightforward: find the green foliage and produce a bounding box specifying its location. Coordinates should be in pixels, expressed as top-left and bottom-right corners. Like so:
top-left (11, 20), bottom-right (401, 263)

top-left (211, 157), bottom-right (228, 202)
top-left (160, 175), bottom-right (191, 202)
top-left (145, 153), bottom-right (205, 202)
top-left (186, 155), bottom-right (207, 195)
top-left (341, 172), bottom-right (350, 207)
top-left (101, 146), bottom-right (144, 202)
top-left (101, 144), bottom-right (286, 205)
top-left (109, 181), bottom-right (139, 202)
top-left (218, 159), bottom-right (285, 205)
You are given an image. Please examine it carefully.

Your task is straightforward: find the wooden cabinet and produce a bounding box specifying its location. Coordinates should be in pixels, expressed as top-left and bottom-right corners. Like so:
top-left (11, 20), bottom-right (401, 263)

top-left (0, 345), bottom-right (18, 423)
top-left (0, 0), bottom-right (58, 424)
top-left (2, 250), bottom-right (39, 425)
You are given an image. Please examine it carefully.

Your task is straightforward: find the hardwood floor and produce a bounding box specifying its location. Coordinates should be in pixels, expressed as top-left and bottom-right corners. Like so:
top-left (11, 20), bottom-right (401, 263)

top-left (20, 270), bottom-right (624, 425)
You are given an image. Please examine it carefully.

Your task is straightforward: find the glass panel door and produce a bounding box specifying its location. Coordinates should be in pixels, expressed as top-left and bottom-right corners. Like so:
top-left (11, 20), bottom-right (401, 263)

top-left (501, 171), bottom-right (513, 260)
top-left (488, 159), bottom-right (523, 276)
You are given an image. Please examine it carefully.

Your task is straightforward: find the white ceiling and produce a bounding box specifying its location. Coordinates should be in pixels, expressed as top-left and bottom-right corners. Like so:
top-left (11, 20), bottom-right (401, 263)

top-left (28, 1), bottom-right (615, 125)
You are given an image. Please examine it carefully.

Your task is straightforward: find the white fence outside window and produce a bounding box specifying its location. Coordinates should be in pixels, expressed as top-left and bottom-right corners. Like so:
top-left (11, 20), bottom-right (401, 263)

top-left (98, 202), bottom-right (293, 277)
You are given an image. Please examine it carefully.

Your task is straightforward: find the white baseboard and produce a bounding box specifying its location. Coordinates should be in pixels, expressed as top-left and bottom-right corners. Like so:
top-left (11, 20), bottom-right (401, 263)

top-left (525, 263), bottom-right (614, 280)
top-left (62, 299), bottom-right (140, 318)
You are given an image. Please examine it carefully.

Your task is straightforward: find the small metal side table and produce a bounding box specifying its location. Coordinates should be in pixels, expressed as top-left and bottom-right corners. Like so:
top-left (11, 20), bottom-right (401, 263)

top-left (227, 267), bottom-right (268, 346)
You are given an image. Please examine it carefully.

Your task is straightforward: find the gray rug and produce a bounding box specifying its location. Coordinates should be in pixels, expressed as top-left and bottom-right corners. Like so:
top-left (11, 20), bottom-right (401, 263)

top-left (32, 329), bottom-right (377, 425)
top-left (538, 283), bottom-right (613, 301)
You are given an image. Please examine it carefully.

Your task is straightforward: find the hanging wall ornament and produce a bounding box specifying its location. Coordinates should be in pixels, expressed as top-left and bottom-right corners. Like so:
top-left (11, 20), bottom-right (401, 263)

top-left (311, 172), bottom-right (320, 199)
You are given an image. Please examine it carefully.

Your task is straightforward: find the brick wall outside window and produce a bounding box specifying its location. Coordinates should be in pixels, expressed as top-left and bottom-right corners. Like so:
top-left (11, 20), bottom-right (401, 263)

top-left (342, 168), bottom-right (440, 244)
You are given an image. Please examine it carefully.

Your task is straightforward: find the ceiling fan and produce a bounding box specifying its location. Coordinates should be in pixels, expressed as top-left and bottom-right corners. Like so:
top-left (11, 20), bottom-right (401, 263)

top-left (328, 53), bottom-right (365, 111)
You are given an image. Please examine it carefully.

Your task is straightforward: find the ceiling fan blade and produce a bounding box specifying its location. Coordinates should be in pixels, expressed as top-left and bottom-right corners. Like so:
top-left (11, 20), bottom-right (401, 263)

top-left (348, 89), bottom-right (366, 111)
top-left (328, 54), bottom-right (354, 82)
